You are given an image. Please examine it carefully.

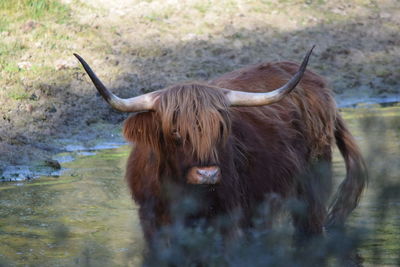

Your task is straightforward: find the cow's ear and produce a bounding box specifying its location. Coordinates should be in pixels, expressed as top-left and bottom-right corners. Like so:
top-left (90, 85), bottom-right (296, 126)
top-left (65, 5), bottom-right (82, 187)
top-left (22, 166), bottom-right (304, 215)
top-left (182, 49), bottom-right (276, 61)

top-left (123, 112), bottom-right (161, 148)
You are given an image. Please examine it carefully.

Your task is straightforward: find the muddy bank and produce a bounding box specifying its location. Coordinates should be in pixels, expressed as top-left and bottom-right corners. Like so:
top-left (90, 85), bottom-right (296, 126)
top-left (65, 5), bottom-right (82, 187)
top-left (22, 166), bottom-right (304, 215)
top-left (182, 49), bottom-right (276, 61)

top-left (0, 122), bottom-right (125, 181)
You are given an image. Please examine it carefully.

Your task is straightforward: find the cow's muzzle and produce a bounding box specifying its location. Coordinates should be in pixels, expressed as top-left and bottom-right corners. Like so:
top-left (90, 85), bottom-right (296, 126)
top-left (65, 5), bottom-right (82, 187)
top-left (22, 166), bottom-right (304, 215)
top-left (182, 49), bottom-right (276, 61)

top-left (187, 166), bottom-right (221, 184)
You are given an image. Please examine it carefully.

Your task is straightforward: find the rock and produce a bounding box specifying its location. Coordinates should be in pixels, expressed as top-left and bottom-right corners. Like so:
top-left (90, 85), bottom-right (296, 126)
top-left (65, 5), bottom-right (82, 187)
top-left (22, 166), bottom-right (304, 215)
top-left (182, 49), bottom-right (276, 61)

top-left (29, 93), bottom-right (38, 101)
top-left (17, 61), bottom-right (32, 70)
top-left (44, 159), bottom-right (61, 170)
top-left (26, 104), bottom-right (33, 113)
top-left (34, 41), bottom-right (42, 48)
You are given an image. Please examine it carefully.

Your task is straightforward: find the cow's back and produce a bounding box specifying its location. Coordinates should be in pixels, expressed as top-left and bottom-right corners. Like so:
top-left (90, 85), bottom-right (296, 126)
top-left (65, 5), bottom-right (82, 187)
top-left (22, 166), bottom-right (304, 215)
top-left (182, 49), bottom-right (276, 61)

top-left (210, 61), bottom-right (326, 94)
top-left (210, 61), bottom-right (337, 203)
top-left (211, 60), bottom-right (336, 158)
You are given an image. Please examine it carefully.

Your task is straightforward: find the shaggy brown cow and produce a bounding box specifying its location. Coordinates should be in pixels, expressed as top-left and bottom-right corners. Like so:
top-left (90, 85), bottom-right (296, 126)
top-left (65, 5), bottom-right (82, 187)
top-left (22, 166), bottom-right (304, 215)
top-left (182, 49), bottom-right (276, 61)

top-left (75, 47), bottom-right (366, 247)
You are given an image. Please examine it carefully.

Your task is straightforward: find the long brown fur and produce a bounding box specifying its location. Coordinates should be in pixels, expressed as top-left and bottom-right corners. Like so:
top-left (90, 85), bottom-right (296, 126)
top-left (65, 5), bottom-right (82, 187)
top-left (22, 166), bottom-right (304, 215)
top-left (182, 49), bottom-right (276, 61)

top-left (123, 60), bottom-right (367, 244)
top-left (158, 83), bottom-right (230, 163)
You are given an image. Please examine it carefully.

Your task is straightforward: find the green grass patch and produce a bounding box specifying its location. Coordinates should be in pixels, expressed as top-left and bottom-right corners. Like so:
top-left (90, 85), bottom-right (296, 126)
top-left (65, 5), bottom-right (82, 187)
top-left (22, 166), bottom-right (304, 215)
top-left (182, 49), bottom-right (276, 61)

top-left (3, 63), bottom-right (21, 73)
top-left (0, 16), bottom-right (9, 32)
top-left (193, 1), bottom-right (212, 14)
top-left (0, 42), bottom-right (27, 57)
top-left (7, 86), bottom-right (30, 100)
top-left (0, 0), bottom-right (70, 21)
top-left (144, 8), bottom-right (175, 23)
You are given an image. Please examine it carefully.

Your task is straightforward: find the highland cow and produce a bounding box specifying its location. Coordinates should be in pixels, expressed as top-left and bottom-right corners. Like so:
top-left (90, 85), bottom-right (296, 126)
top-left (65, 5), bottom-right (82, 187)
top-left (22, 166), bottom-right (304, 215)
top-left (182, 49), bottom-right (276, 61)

top-left (75, 47), bottom-right (366, 248)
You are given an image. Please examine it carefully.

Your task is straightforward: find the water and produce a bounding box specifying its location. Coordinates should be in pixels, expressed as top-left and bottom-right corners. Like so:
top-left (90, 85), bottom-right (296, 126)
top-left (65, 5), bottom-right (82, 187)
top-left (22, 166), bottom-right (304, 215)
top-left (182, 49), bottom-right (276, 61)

top-left (0, 148), bottom-right (143, 266)
top-left (0, 106), bottom-right (399, 266)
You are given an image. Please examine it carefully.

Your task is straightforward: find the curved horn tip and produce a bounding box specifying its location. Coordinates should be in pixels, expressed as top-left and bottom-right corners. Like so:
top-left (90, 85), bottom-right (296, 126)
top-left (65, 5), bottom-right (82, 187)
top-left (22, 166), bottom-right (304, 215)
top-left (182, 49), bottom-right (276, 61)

top-left (73, 53), bottom-right (82, 60)
top-left (308, 45), bottom-right (316, 58)
top-left (307, 45), bottom-right (316, 55)
top-left (298, 45), bottom-right (315, 72)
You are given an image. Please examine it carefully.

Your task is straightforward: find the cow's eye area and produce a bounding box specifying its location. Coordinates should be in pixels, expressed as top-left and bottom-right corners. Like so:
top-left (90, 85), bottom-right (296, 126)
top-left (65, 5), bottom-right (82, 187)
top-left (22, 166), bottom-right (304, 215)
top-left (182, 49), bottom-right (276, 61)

top-left (171, 130), bottom-right (182, 145)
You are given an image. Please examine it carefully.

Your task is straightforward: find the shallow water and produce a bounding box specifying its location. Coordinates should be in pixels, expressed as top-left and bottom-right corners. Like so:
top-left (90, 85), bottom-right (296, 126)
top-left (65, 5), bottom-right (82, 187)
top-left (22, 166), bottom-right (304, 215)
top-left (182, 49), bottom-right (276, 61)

top-left (0, 106), bottom-right (399, 266)
top-left (0, 147), bottom-right (143, 266)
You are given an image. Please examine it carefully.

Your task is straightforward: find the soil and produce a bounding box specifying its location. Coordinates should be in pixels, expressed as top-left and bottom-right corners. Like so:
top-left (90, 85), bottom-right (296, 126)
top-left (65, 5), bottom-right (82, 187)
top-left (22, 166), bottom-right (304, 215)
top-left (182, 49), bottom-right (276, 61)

top-left (1, 0), bottom-right (399, 180)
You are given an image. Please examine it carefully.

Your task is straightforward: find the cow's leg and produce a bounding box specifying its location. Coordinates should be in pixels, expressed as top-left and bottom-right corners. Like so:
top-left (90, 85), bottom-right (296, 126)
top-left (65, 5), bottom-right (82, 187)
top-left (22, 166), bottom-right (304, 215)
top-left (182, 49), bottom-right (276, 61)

top-left (138, 203), bottom-right (157, 245)
top-left (292, 159), bottom-right (332, 244)
top-left (138, 198), bottom-right (170, 249)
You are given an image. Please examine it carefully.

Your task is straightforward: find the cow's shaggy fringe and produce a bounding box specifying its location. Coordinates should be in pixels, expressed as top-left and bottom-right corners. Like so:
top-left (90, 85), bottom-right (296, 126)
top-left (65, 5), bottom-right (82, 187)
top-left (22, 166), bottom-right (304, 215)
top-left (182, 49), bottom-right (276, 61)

top-left (158, 83), bottom-right (231, 163)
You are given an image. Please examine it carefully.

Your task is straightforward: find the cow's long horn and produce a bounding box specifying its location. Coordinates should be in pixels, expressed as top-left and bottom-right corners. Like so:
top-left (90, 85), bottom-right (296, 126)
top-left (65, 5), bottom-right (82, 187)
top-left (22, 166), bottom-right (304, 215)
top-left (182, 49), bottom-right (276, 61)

top-left (74, 54), bottom-right (158, 112)
top-left (223, 46), bottom-right (314, 107)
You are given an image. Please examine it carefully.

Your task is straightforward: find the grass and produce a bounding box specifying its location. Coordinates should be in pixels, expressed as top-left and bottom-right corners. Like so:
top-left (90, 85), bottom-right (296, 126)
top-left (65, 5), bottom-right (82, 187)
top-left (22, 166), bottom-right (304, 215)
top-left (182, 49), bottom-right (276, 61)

top-left (0, 0), bottom-right (110, 163)
top-left (0, 0), bottom-right (103, 104)
top-left (193, 1), bottom-right (212, 14)
top-left (7, 88), bottom-right (30, 100)
top-left (0, 0), bottom-right (70, 20)
top-left (0, 0), bottom-right (72, 86)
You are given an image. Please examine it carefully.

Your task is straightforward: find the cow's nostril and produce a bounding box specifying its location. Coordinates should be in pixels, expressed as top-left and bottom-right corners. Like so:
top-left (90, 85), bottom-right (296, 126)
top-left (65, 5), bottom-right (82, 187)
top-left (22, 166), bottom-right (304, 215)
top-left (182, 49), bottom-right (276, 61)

top-left (197, 168), bottom-right (219, 178)
top-left (188, 166), bottom-right (221, 184)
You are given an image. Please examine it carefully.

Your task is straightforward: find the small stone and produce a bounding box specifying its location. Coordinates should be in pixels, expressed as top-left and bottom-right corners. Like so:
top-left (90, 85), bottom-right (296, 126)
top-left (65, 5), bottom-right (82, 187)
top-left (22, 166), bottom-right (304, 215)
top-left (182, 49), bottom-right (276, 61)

top-left (26, 104), bottom-right (33, 113)
top-left (29, 93), bottom-right (38, 101)
top-left (44, 159), bottom-right (61, 170)
top-left (17, 61), bottom-right (32, 70)
top-left (34, 41), bottom-right (42, 48)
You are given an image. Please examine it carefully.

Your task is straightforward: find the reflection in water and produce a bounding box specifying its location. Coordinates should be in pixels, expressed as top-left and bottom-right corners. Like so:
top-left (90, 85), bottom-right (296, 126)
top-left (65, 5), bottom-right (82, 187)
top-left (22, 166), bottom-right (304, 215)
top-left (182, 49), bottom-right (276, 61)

top-left (0, 106), bottom-right (399, 266)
